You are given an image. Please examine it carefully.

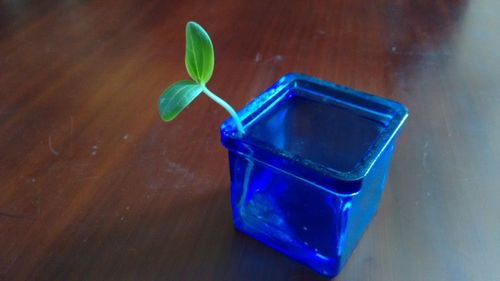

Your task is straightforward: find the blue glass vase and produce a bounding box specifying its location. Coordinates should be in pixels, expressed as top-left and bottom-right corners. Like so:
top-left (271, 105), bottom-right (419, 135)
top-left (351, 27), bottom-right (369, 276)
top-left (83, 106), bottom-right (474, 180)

top-left (220, 73), bottom-right (408, 277)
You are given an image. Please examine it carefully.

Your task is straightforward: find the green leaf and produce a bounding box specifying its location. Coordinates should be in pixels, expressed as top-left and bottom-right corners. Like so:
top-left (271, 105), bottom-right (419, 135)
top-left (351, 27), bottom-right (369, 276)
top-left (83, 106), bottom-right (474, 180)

top-left (185, 21), bottom-right (214, 84)
top-left (158, 80), bottom-right (203, 121)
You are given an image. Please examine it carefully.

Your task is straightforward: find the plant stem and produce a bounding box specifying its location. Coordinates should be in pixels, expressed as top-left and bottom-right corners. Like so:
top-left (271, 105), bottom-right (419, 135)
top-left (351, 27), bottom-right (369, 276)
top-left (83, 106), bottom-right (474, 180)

top-left (202, 86), bottom-right (245, 134)
top-left (238, 159), bottom-right (254, 209)
top-left (202, 86), bottom-right (250, 214)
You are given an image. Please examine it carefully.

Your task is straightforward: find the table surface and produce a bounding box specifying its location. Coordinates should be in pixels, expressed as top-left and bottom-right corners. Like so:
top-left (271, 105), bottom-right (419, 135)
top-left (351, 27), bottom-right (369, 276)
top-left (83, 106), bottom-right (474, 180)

top-left (1, 0), bottom-right (499, 280)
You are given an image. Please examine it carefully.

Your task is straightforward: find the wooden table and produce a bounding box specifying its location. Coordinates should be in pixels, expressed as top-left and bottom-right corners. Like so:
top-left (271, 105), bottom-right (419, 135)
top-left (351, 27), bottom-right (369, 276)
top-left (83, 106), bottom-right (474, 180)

top-left (1, 0), bottom-right (499, 280)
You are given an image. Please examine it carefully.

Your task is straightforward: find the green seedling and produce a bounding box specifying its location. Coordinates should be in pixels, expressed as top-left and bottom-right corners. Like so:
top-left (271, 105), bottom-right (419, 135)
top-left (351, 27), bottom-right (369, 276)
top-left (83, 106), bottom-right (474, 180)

top-left (158, 21), bottom-right (244, 134)
top-left (158, 21), bottom-right (251, 209)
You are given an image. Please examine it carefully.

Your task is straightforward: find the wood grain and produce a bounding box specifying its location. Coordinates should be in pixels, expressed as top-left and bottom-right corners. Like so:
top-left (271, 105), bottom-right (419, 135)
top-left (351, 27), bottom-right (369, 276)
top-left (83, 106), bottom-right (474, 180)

top-left (1, 0), bottom-right (499, 280)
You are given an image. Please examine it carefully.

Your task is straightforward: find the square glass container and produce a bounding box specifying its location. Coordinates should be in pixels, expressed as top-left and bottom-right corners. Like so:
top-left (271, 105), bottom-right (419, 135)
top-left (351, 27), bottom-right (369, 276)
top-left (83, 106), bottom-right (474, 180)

top-left (220, 73), bottom-right (408, 277)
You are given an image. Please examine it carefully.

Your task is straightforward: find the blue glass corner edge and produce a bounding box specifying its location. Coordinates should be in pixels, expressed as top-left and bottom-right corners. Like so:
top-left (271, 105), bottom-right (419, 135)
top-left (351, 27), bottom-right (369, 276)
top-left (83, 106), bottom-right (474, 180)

top-left (220, 73), bottom-right (300, 135)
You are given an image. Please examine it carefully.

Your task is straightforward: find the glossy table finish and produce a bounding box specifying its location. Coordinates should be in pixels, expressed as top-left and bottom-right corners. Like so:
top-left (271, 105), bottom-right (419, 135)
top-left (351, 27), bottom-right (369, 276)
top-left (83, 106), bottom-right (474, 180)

top-left (1, 0), bottom-right (499, 280)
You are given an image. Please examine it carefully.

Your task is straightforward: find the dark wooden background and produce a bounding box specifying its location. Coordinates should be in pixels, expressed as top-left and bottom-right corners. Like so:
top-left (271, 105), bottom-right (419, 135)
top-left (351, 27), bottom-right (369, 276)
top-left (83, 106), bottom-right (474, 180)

top-left (1, 0), bottom-right (499, 280)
